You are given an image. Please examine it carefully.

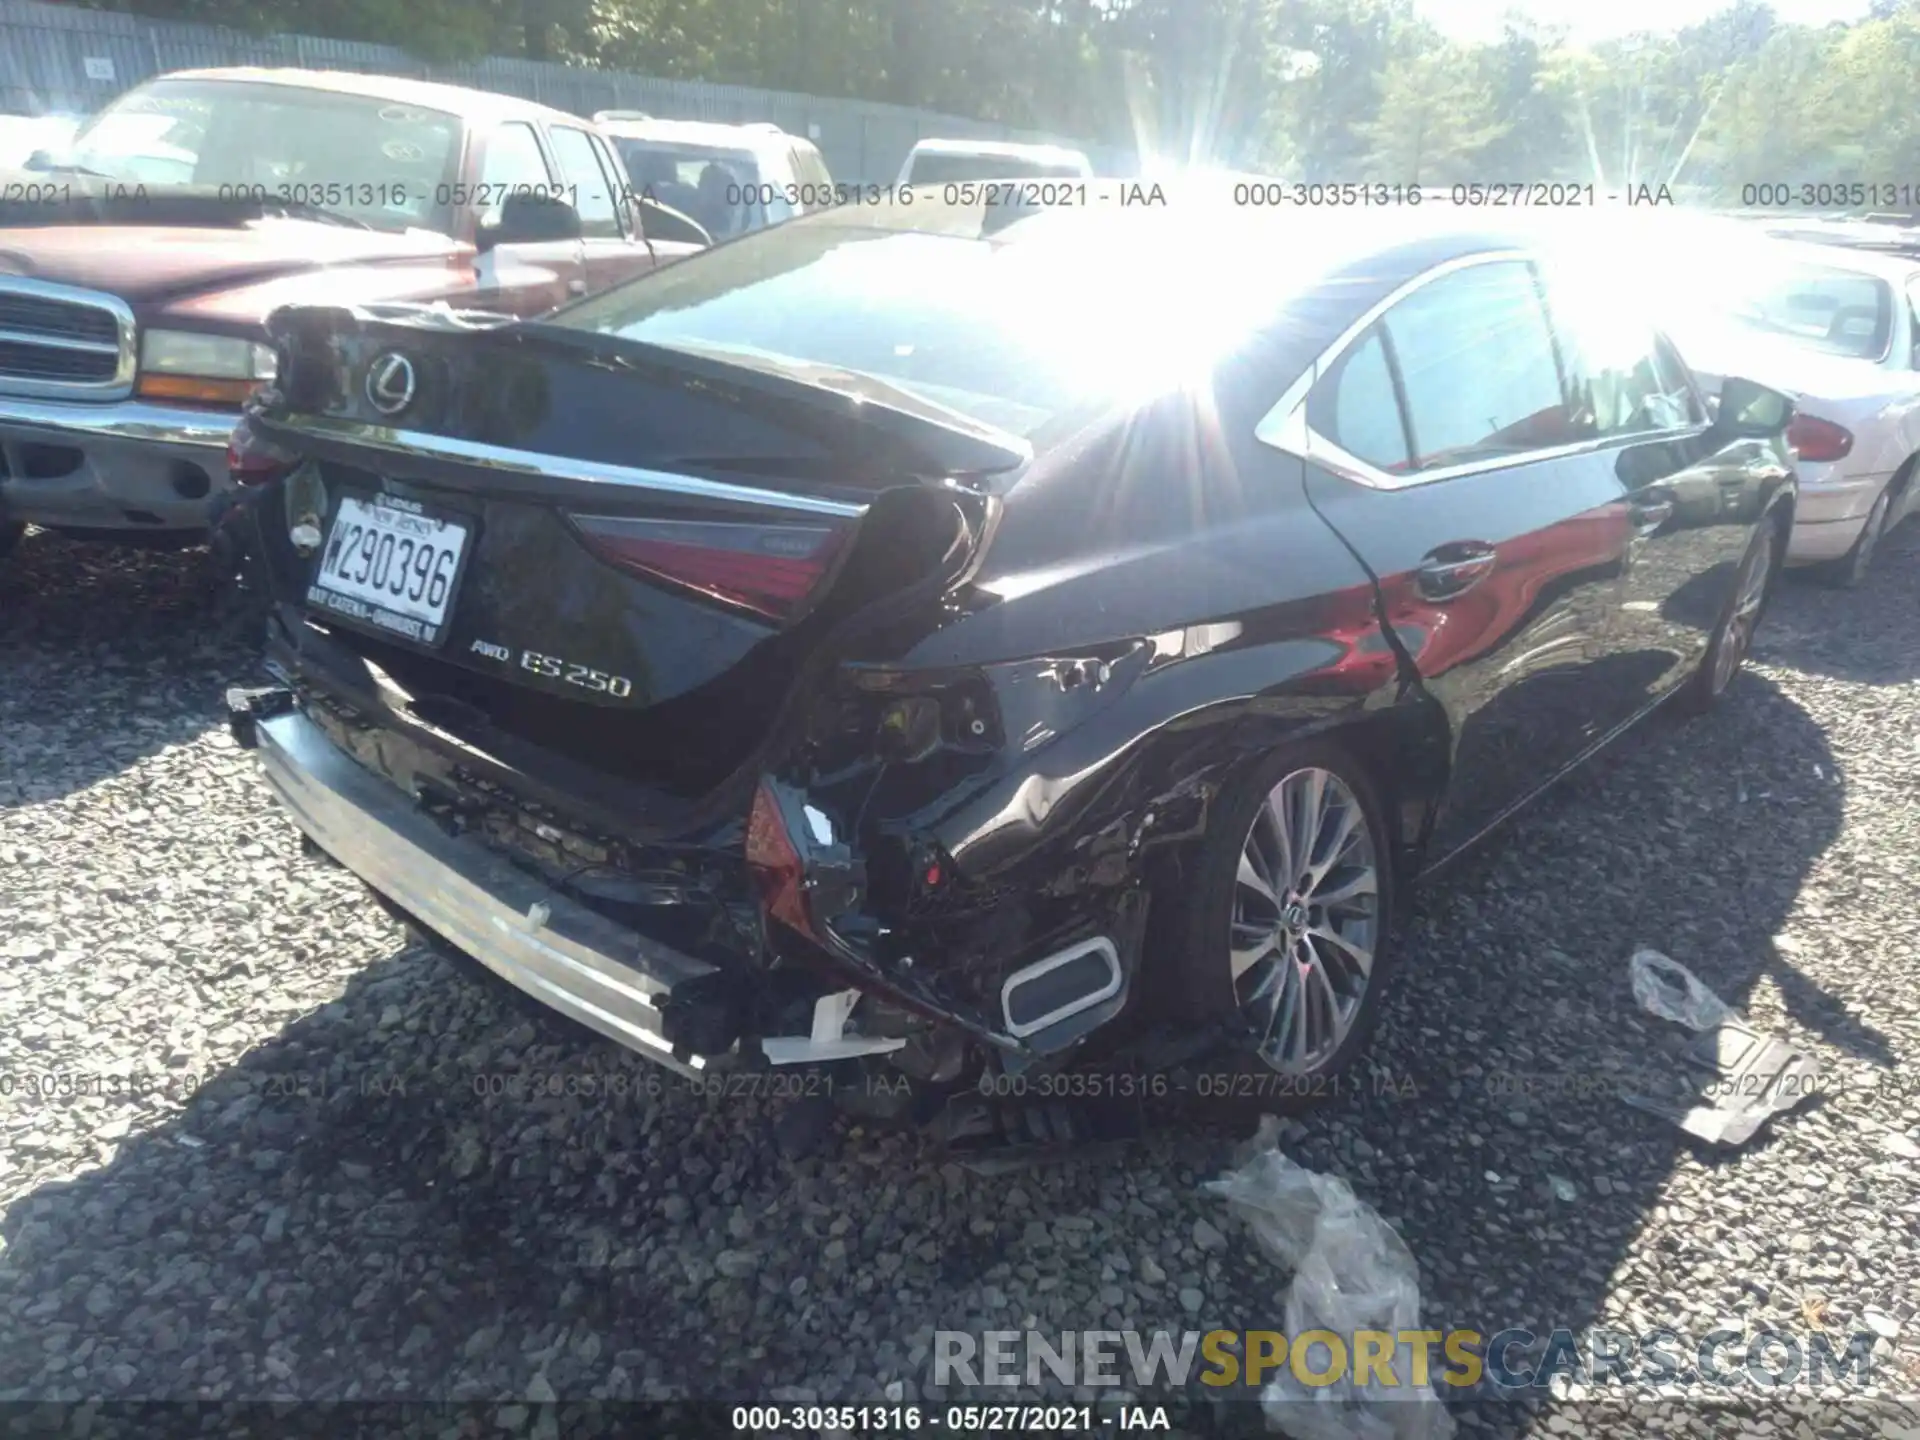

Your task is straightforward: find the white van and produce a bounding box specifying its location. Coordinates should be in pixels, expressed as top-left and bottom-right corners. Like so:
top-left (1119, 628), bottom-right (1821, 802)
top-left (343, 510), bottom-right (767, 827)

top-left (895, 138), bottom-right (1093, 186)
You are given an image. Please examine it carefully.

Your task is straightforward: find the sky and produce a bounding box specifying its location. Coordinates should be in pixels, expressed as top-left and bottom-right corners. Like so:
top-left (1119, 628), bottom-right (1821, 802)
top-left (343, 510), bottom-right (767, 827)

top-left (1420, 0), bottom-right (1874, 45)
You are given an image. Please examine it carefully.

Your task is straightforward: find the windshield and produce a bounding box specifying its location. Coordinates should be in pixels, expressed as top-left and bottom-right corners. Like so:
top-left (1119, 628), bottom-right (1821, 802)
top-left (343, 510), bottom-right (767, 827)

top-left (610, 139), bottom-right (767, 239)
top-left (63, 79), bottom-right (462, 232)
top-left (542, 205), bottom-right (1320, 444)
top-left (906, 152), bottom-right (1088, 184)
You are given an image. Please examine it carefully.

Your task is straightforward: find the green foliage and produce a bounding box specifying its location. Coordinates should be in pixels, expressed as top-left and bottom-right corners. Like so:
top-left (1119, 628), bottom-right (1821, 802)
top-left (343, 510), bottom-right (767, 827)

top-left (1357, 44), bottom-right (1507, 182)
top-left (79, 0), bottom-right (1920, 196)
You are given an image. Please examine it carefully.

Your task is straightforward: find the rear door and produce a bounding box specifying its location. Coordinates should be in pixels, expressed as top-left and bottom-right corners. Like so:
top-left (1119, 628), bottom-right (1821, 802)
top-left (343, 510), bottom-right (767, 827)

top-left (1290, 255), bottom-right (1634, 860)
top-left (1537, 261), bottom-right (1759, 718)
top-left (469, 121), bottom-right (583, 315)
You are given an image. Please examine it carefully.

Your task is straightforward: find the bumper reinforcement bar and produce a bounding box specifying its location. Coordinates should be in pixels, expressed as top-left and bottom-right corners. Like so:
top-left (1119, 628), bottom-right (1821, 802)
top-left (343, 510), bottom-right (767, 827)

top-left (254, 708), bottom-right (720, 1075)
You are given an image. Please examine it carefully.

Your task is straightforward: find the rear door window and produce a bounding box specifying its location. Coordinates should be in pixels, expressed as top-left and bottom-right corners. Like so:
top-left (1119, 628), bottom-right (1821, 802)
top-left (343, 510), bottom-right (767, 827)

top-left (1380, 261), bottom-right (1576, 469)
top-left (548, 124), bottom-right (622, 238)
top-left (477, 122), bottom-right (552, 226)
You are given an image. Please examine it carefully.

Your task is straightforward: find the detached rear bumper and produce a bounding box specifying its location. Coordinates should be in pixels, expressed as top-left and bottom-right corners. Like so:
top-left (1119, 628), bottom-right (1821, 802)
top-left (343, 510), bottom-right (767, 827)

top-left (0, 394), bottom-right (236, 534)
top-left (252, 706), bottom-right (721, 1076)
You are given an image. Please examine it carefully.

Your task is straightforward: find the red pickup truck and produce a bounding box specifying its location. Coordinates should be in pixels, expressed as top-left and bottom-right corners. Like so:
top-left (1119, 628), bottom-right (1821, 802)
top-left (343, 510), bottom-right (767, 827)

top-left (0, 67), bottom-right (708, 567)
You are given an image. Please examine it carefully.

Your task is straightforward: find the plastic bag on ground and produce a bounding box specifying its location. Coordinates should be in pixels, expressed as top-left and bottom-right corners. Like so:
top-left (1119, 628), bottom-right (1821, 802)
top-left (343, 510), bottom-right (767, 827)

top-left (1628, 948), bottom-right (1740, 1032)
top-left (1205, 1116), bottom-right (1454, 1440)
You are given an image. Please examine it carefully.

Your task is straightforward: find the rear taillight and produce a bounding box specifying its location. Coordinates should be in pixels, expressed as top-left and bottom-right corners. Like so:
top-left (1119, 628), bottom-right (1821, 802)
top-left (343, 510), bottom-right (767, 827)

top-left (570, 513), bottom-right (850, 622)
top-left (745, 779), bottom-right (816, 940)
top-left (227, 415), bottom-right (297, 487)
top-left (1786, 414), bottom-right (1853, 463)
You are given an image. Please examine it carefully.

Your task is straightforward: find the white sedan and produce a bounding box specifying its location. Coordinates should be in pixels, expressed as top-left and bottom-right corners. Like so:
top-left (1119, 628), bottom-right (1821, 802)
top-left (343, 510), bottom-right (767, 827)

top-left (1653, 224), bottom-right (1920, 586)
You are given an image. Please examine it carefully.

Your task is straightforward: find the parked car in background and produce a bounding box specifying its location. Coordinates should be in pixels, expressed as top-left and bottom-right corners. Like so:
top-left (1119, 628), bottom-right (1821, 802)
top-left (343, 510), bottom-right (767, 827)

top-left (595, 114), bottom-right (833, 241)
top-left (1650, 219), bottom-right (1920, 586)
top-left (0, 112), bottom-right (81, 171)
top-left (0, 67), bottom-right (707, 569)
top-left (223, 197), bottom-right (1794, 1116)
top-left (895, 137), bottom-right (1093, 185)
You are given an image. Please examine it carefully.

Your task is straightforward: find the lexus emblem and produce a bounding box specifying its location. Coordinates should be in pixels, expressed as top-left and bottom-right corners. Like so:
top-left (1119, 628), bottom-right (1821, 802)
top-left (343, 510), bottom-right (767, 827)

top-left (365, 352), bottom-right (417, 416)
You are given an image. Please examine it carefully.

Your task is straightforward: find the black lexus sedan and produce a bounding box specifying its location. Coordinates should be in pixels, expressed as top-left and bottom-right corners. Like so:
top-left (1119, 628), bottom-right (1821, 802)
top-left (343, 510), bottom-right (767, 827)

top-left (222, 194), bottom-right (1796, 1117)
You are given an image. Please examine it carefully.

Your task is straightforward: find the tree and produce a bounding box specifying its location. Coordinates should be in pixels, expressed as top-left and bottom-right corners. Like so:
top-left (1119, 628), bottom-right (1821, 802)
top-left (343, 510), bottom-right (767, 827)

top-left (1357, 44), bottom-right (1506, 183)
top-left (1473, 17), bottom-right (1581, 182)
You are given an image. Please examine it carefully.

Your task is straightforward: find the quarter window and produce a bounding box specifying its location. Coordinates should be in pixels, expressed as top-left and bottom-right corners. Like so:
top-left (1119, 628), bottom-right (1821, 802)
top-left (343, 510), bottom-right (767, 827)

top-left (1307, 328), bottom-right (1410, 471)
top-left (548, 125), bottom-right (621, 238)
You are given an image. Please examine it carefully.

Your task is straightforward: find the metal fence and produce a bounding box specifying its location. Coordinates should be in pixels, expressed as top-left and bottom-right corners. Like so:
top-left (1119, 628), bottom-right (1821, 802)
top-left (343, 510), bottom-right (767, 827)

top-left (0, 0), bottom-right (1131, 182)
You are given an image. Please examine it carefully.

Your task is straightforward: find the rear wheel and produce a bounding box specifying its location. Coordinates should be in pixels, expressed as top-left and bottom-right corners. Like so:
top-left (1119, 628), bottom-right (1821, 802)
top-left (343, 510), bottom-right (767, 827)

top-left (1817, 484), bottom-right (1891, 590)
top-left (1170, 739), bottom-right (1398, 1110)
top-left (1679, 520), bottom-right (1777, 715)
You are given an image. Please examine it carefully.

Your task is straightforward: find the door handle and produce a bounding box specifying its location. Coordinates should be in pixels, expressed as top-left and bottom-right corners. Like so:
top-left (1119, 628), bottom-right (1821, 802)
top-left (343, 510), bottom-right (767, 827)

top-left (1415, 545), bottom-right (1497, 601)
top-left (1630, 491), bottom-right (1674, 535)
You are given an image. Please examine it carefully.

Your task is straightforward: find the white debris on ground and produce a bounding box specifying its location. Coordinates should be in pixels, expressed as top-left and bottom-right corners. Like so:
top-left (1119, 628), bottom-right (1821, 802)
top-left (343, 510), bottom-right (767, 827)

top-left (1207, 1116), bottom-right (1453, 1440)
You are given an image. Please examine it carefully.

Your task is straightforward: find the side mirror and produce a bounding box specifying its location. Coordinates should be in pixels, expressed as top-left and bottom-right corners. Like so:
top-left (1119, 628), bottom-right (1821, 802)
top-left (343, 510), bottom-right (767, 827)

top-left (1714, 376), bottom-right (1794, 439)
top-left (476, 192), bottom-right (583, 252)
top-left (637, 194), bottom-right (712, 248)
top-left (22, 149), bottom-right (52, 171)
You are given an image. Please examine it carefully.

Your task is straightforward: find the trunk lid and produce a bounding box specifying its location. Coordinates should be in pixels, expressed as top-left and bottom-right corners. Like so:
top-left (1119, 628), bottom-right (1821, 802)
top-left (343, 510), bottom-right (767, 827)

top-left (248, 303), bottom-right (1026, 797)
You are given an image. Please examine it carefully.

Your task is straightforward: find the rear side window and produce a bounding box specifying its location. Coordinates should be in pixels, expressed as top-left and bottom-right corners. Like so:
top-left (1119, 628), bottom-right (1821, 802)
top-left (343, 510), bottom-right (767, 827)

top-left (475, 122), bottom-right (552, 227)
top-left (548, 125), bottom-right (622, 238)
top-left (1381, 261), bottom-right (1573, 469)
top-left (1308, 328), bottom-right (1409, 471)
top-left (793, 144), bottom-right (834, 194)
top-left (1540, 262), bottom-right (1701, 436)
top-left (1907, 278), bottom-right (1920, 368)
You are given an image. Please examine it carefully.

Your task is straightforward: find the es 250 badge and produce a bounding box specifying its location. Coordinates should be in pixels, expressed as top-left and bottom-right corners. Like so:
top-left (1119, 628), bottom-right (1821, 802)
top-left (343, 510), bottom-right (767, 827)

top-left (468, 638), bottom-right (634, 699)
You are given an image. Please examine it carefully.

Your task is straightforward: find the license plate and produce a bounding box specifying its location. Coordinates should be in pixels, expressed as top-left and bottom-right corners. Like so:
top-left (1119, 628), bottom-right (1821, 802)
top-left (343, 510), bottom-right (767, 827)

top-left (306, 494), bottom-right (472, 647)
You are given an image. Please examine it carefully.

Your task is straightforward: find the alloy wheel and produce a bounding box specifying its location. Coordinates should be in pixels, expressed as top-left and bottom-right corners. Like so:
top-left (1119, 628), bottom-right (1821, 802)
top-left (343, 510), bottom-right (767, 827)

top-left (1229, 765), bottom-right (1380, 1074)
top-left (1712, 535), bottom-right (1772, 695)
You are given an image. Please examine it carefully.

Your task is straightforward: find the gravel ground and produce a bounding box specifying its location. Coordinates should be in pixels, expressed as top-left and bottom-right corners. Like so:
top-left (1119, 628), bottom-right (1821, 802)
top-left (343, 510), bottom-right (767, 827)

top-left (2, 526), bottom-right (1918, 1439)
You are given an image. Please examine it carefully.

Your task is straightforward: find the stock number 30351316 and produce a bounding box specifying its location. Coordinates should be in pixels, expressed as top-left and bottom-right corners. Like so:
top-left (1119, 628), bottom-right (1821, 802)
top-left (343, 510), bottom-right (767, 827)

top-left (731, 1405), bottom-right (1099, 1433)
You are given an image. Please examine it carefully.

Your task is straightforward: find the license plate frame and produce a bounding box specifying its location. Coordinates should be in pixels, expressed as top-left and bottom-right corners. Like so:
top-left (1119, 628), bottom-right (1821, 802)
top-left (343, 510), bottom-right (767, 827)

top-left (305, 492), bottom-right (476, 649)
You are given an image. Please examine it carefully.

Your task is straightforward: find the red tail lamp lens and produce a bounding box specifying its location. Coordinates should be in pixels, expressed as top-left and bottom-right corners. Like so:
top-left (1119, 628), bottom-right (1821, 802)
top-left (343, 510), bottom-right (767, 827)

top-left (1785, 414), bottom-right (1853, 463)
top-left (572, 513), bottom-right (850, 621)
top-left (745, 780), bottom-right (816, 939)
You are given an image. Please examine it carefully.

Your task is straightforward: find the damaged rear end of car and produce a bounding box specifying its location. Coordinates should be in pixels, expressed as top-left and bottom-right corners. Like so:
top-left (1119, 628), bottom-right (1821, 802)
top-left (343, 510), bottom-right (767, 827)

top-left (223, 201), bottom-right (1432, 1130)
top-left (223, 295), bottom-right (1050, 1087)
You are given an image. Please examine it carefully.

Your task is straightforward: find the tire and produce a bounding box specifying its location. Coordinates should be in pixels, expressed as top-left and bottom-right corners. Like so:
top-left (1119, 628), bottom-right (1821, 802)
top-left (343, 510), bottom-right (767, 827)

top-left (1678, 518), bottom-right (1779, 715)
top-left (1168, 737), bottom-right (1399, 1112)
top-left (1816, 483), bottom-right (1891, 590)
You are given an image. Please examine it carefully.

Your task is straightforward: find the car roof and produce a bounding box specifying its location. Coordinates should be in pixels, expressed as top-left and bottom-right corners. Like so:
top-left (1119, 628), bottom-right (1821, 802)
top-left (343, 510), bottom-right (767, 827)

top-left (907, 137), bottom-right (1089, 163)
top-left (1761, 229), bottom-right (1920, 281)
top-left (151, 68), bottom-right (583, 128)
top-left (597, 116), bottom-right (811, 155)
top-left (767, 191), bottom-right (1540, 323)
